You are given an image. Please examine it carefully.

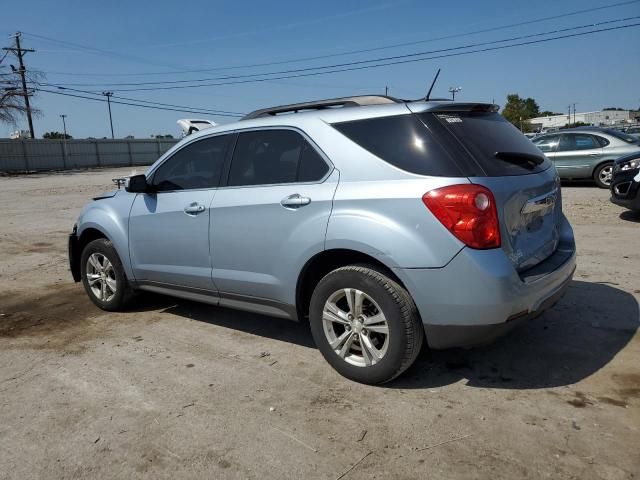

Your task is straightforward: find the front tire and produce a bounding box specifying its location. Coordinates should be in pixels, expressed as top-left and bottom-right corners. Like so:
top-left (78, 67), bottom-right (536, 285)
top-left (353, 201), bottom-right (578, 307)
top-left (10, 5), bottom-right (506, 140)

top-left (81, 238), bottom-right (132, 311)
top-left (594, 162), bottom-right (614, 189)
top-left (309, 265), bottom-right (424, 384)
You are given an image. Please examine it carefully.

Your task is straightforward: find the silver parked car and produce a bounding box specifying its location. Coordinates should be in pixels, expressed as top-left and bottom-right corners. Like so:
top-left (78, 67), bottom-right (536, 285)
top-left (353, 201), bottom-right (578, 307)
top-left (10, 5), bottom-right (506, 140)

top-left (624, 125), bottom-right (640, 140)
top-left (532, 128), bottom-right (640, 188)
top-left (69, 96), bottom-right (576, 384)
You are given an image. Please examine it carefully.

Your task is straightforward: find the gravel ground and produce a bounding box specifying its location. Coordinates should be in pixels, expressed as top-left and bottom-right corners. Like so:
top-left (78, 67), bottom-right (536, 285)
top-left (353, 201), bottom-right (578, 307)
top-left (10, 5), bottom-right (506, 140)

top-left (0, 168), bottom-right (638, 480)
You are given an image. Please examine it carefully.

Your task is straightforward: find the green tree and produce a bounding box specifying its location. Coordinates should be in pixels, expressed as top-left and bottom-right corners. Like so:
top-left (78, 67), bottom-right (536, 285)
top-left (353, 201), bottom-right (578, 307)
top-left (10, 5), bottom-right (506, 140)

top-left (43, 131), bottom-right (72, 139)
top-left (501, 94), bottom-right (540, 132)
top-left (539, 110), bottom-right (563, 117)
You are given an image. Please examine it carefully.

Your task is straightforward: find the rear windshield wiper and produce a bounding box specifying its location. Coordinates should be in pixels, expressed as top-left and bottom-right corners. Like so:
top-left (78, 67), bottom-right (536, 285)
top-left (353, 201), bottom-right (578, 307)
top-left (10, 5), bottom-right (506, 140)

top-left (494, 151), bottom-right (545, 169)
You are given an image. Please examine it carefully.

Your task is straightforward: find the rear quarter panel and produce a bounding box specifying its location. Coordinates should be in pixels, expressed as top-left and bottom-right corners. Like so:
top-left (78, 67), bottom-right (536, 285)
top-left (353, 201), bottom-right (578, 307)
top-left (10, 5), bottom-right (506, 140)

top-left (326, 178), bottom-right (466, 268)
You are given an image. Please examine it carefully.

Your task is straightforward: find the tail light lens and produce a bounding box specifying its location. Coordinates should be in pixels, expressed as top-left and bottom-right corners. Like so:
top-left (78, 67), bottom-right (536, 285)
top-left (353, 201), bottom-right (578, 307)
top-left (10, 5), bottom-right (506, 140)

top-left (422, 184), bottom-right (501, 249)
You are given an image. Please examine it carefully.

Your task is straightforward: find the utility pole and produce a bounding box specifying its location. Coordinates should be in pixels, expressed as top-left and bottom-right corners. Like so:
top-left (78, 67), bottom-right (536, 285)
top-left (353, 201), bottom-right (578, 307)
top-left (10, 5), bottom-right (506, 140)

top-left (2, 32), bottom-right (35, 138)
top-left (102, 91), bottom-right (114, 138)
top-left (60, 114), bottom-right (67, 138)
top-left (448, 86), bottom-right (462, 101)
top-left (60, 114), bottom-right (68, 168)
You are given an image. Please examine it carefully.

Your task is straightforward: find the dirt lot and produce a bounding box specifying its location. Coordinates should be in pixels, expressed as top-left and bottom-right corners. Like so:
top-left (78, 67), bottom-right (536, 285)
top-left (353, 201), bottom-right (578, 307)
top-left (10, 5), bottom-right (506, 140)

top-left (0, 167), bottom-right (638, 480)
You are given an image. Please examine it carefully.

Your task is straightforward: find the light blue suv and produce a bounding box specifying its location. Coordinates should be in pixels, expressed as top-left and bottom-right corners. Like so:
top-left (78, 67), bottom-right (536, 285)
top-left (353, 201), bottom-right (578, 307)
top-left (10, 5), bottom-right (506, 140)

top-left (69, 96), bottom-right (576, 384)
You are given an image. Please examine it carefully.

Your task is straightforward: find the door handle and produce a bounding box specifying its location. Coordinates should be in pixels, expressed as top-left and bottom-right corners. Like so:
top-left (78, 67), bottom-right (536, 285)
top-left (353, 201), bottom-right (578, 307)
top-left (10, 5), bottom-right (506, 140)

top-left (281, 194), bottom-right (311, 209)
top-left (184, 202), bottom-right (206, 214)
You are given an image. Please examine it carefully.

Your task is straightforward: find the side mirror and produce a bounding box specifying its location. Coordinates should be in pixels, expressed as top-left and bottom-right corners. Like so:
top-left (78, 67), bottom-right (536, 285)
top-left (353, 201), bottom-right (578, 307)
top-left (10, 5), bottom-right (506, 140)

top-left (125, 174), bottom-right (151, 193)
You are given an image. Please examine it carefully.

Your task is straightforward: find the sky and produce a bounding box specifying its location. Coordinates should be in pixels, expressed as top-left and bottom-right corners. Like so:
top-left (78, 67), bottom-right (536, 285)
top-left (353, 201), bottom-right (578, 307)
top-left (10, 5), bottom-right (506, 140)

top-left (1, 0), bottom-right (639, 138)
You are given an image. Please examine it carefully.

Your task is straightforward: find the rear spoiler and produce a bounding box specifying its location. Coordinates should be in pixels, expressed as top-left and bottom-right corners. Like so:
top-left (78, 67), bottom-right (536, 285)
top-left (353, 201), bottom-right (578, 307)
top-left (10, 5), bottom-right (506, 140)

top-left (418, 102), bottom-right (500, 113)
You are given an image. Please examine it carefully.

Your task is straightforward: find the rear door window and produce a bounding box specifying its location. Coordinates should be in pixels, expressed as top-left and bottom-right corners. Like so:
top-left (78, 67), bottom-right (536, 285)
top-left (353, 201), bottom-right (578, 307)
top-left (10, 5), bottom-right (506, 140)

top-left (297, 141), bottom-right (330, 182)
top-left (557, 134), bottom-right (601, 152)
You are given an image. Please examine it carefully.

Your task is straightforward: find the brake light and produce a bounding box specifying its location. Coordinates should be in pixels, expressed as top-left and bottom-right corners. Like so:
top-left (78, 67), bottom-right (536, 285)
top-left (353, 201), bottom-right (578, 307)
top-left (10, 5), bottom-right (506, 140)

top-left (422, 184), bottom-right (501, 249)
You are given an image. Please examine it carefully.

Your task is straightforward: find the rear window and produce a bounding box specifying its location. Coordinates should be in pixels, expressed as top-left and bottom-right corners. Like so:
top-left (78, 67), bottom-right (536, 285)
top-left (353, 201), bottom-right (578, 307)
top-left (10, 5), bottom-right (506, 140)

top-left (332, 114), bottom-right (465, 177)
top-left (603, 129), bottom-right (638, 144)
top-left (423, 111), bottom-right (551, 176)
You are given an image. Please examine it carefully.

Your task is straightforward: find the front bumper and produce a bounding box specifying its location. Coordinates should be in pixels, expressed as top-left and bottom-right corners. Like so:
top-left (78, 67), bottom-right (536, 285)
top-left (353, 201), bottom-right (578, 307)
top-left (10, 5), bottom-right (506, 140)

top-left (394, 234), bottom-right (576, 349)
top-left (610, 169), bottom-right (640, 211)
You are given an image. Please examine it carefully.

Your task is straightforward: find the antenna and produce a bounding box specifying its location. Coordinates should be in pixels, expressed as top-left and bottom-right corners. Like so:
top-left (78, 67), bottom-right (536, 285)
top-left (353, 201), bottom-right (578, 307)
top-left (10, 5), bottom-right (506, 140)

top-left (425, 68), bottom-right (441, 101)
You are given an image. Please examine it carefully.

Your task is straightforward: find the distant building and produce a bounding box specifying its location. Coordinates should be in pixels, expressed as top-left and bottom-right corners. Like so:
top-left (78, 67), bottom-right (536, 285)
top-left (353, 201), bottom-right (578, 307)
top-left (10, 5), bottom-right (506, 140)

top-left (9, 130), bottom-right (30, 139)
top-left (530, 110), bottom-right (640, 131)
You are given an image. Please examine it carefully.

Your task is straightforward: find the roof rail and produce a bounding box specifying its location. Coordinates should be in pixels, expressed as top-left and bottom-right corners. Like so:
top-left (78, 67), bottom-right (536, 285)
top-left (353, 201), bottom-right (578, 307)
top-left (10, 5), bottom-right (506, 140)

top-left (241, 95), bottom-right (402, 120)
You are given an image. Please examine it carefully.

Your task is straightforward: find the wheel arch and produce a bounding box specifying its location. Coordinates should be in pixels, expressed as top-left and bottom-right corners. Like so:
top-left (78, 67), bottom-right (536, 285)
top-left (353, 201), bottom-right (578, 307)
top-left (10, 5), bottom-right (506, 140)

top-left (70, 226), bottom-right (110, 282)
top-left (75, 212), bottom-right (132, 280)
top-left (592, 158), bottom-right (615, 177)
top-left (295, 248), bottom-right (406, 322)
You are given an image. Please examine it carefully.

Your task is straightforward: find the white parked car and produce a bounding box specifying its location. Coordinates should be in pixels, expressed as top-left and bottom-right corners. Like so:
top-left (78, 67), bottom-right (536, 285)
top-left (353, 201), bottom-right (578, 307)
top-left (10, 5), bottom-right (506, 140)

top-left (177, 119), bottom-right (217, 137)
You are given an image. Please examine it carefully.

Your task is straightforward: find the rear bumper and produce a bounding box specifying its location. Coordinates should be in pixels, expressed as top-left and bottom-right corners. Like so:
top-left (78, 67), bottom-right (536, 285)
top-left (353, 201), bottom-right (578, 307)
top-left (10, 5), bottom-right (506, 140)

top-left (421, 277), bottom-right (571, 349)
top-left (394, 228), bottom-right (576, 349)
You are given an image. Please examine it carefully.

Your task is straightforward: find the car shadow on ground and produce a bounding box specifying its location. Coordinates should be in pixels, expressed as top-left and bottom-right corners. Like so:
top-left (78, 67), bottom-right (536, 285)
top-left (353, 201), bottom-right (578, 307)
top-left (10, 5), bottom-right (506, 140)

top-left (619, 210), bottom-right (640, 223)
top-left (393, 280), bottom-right (639, 390)
top-left (127, 293), bottom-right (316, 349)
top-left (127, 280), bottom-right (637, 390)
top-left (560, 180), bottom-right (599, 188)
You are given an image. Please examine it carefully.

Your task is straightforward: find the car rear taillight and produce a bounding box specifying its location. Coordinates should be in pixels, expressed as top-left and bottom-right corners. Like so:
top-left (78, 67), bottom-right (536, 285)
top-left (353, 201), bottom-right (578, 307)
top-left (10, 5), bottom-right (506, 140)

top-left (422, 184), bottom-right (501, 249)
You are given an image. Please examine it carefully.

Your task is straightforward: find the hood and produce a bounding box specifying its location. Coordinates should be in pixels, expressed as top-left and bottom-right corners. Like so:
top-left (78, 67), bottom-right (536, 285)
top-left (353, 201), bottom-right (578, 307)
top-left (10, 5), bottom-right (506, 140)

top-left (614, 150), bottom-right (640, 165)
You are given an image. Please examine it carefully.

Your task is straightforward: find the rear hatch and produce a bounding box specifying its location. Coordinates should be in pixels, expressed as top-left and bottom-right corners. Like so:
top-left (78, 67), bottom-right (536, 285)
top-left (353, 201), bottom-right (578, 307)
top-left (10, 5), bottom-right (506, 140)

top-left (409, 103), bottom-right (562, 272)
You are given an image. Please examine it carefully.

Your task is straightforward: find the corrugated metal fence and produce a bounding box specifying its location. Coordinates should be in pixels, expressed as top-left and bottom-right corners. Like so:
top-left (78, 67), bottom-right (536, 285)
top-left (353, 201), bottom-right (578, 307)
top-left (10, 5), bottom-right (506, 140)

top-left (0, 139), bottom-right (179, 172)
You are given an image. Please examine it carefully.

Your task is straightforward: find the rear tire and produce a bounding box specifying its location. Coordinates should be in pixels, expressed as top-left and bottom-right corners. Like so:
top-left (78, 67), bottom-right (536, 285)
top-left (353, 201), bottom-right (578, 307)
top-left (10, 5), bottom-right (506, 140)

top-left (309, 265), bottom-right (424, 384)
top-left (81, 238), bottom-right (133, 311)
top-left (594, 162), bottom-right (614, 189)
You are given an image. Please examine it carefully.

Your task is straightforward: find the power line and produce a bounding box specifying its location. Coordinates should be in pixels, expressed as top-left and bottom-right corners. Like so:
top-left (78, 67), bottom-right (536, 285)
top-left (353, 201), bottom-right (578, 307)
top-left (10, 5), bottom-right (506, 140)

top-left (19, 31), bottom-right (188, 72)
top-left (34, 88), bottom-right (244, 117)
top-left (28, 80), bottom-right (245, 116)
top-left (39, 21), bottom-right (640, 93)
top-left (38, 15), bottom-right (640, 89)
top-left (29, 0), bottom-right (640, 77)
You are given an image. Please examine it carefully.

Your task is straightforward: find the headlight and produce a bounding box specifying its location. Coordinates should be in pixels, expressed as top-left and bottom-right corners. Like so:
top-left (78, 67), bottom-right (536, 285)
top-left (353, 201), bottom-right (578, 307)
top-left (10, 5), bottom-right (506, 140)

top-left (620, 158), bottom-right (640, 171)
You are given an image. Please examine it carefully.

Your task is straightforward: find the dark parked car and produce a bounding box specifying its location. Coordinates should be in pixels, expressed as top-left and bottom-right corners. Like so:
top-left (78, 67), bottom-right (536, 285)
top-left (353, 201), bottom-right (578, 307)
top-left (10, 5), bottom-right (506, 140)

top-left (610, 151), bottom-right (640, 213)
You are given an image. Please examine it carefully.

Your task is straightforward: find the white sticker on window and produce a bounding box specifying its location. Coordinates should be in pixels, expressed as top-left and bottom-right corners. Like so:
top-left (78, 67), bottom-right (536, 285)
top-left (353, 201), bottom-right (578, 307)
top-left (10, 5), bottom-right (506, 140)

top-left (438, 114), bottom-right (463, 124)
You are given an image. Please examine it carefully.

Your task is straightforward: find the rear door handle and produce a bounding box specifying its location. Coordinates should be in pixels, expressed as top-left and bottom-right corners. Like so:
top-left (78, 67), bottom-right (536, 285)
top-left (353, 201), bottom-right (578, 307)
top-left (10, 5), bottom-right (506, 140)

top-left (184, 202), bottom-right (206, 215)
top-left (281, 194), bottom-right (311, 209)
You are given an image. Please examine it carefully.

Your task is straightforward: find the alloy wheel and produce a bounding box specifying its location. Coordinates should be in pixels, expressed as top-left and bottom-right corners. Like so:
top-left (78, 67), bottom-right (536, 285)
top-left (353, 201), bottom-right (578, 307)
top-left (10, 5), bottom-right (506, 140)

top-left (599, 165), bottom-right (613, 186)
top-left (86, 253), bottom-right (117, 302)
top-left (322, 288), bottom-right (389, 367)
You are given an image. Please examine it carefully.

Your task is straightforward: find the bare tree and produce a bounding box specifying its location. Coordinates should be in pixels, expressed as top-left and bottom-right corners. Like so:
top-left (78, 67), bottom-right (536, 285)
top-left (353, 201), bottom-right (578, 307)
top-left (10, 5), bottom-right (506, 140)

top-left (0, 65), bottom-right (41, 126)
